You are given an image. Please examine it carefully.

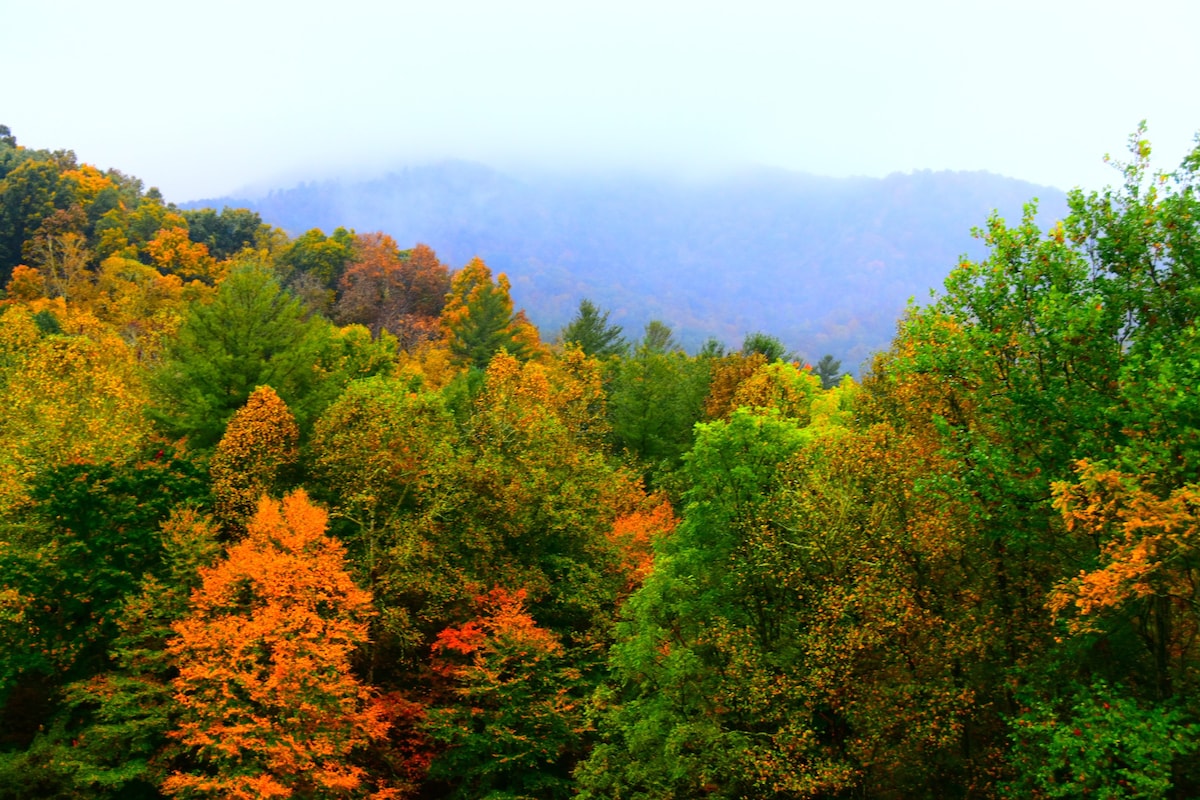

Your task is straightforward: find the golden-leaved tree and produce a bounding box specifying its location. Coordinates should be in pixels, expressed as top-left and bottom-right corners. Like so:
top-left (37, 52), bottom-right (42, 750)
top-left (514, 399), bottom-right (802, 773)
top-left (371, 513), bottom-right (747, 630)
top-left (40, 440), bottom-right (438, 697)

top-left (208, 385), bottom-right (299, 529)
top-left (0, 303), bottom-right (151, 511)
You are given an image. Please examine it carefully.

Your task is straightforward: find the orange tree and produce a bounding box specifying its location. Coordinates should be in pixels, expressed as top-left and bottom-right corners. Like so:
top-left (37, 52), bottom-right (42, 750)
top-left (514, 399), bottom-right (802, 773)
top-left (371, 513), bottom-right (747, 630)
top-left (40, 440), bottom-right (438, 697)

top-left (164, 491), bottom-right (390, 799)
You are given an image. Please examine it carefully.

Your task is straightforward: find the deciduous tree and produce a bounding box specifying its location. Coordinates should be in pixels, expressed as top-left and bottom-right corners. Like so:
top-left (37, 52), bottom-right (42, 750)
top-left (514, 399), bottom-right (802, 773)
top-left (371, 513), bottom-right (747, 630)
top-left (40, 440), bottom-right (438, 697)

top-left (208, 386), bottom-right (299, 529)
top-left (164, 491), bottom-right (390, 799)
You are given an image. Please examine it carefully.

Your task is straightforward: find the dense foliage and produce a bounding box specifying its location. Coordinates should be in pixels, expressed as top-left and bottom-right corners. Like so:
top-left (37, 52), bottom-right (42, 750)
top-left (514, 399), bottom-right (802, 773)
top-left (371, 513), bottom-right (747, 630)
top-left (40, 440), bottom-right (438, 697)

top-left (1, 122), bottom-right (1198, 798)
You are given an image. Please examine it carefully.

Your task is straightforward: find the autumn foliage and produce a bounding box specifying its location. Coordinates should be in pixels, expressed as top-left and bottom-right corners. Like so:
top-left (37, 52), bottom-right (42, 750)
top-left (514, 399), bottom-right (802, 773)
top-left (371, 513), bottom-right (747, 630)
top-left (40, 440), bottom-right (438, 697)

top-left (4, 125), bottom-right (1200, 799)
top-left (334, 235), bottom-right (449, 348)
top-left (164, 491), bottom-right (390, 799)
top-left (208, 385), bottom-right (299, 528)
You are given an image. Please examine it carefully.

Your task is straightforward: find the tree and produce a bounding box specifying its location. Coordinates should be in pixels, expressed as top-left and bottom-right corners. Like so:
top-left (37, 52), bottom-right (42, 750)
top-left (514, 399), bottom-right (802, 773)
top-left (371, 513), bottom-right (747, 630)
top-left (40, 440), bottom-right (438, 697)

top-left (0, 452), bottom-right (210, 755)
top-left (608, 336), bottom-right (710, 476)
top-left (145, 226), bottom-right (219, 283)
top-left (639, 319), bottom-right (681, 354)
top-left (0, 305), bottom-right (152, 510)
top-left (164, 491), bottom-right (390, 799)
top-left (423, 588), bottom-right (588, 800)
top-left (0, 508), bottom-right (223, 800)
top-left (277, 227), bottom-right (356, 289)
top-left (579, 408), bottom-right (811, 799)
top-left (740, 331), bottom-right (791, 362)
top-left (181, 207), bottom-right (267, 262)
top-left (813, 354), bottom-right (843, 389)
top-left (440, 257), bottom-right (530, 368)
top-left (559, 299), bottom-right (627, 358)
top-left (334, 235), bottom-right (449, 348)
top-left (150, 264), bottom-right (333, 447)
top-left (308, 375), bottom-right (460, 673)
top-left (703, 355), bottom-right (819, 422)
top-left (442, 352), bottom-right (629, 635)
top-left (208, 386), bottom-right (300, 529)
top-left (0, 159), bottom-right (74, 283)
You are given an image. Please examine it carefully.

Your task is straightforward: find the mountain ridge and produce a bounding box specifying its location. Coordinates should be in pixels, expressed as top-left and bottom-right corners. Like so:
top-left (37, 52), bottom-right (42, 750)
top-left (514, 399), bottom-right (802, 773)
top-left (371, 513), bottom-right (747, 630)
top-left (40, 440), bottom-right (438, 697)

top-left (188, 162), bottom-right (1069, 368)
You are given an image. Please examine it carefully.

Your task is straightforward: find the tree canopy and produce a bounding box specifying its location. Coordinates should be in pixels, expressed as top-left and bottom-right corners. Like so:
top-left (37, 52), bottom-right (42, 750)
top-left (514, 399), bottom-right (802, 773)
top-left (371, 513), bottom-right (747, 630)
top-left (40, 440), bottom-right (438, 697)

top-left (2, 123), bottom-right (1199, 799)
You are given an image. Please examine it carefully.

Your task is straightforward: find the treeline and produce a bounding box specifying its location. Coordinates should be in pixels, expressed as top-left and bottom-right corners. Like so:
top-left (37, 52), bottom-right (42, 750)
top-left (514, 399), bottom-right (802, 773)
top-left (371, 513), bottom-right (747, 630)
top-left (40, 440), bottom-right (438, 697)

top-left (0, 123), bottom-right (1198, 798)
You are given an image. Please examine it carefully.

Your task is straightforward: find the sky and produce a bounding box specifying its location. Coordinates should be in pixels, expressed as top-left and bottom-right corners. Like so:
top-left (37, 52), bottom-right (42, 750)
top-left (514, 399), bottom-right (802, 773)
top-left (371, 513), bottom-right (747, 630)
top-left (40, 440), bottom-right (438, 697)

top-left (6, 0), bottom-right (1199, 202)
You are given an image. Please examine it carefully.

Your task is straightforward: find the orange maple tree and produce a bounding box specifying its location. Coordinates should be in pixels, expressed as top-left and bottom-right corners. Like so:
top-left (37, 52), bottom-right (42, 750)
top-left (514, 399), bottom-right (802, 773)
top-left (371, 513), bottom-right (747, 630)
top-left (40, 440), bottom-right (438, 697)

top-left (163, 490), bottom-right (392, 799)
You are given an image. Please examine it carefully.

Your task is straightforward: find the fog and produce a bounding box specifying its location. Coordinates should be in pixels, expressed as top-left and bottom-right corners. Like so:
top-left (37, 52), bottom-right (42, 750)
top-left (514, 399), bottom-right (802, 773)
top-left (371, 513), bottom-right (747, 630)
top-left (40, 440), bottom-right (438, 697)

top-left (7, 0), bottom-right (1198, 202)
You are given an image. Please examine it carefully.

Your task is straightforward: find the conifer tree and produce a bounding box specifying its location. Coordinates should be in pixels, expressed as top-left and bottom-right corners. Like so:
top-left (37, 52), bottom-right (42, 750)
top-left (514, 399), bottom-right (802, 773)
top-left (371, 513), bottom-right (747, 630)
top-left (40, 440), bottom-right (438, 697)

top-left (559, 299), bottom-right (627, 358)
top-left (441, 257), bottom-right (530, 368)
top-left (150, 264), bottom-right (331, 447)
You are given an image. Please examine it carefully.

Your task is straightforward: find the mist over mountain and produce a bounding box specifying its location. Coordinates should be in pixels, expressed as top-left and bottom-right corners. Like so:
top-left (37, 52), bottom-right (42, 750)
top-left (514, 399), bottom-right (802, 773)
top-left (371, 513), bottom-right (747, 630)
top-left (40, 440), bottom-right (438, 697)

top-left (192, 164), bottom-right (1068, 369)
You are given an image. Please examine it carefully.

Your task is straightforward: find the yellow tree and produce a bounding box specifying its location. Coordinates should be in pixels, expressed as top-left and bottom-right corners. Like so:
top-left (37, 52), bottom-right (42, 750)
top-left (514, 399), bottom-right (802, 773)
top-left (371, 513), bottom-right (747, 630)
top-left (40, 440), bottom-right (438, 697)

top-left (146, 225), bottom-right (220, 283)
top-left (164, 490), bottom-right (391, 799)
top-left (4, 264), bottom-right (45, 301)
top-left (0, 304), bottom-right (151, 511)
top-left (208, 386), bottom-right (299, 529)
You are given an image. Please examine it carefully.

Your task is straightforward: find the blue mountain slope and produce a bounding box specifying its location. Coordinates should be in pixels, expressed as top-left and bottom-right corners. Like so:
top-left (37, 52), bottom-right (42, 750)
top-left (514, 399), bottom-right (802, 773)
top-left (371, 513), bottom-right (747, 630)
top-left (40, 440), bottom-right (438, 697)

top-left (190, 163), bottom-right (1068, 369)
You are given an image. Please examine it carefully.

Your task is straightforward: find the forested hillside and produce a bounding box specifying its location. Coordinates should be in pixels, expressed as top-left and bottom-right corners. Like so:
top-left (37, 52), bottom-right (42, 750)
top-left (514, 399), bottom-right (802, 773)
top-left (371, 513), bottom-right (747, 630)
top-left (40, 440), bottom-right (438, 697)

top-left (193, 163), bottom-right (1067, 366)
top-left (1, 122), bottom-right (1199, 798)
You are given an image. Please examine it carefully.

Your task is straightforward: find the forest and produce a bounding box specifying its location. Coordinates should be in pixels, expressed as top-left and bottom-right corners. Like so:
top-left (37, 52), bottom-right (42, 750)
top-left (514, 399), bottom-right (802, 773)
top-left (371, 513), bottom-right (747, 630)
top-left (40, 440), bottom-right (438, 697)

top-left (0, 121), bottom-right (1198, 799)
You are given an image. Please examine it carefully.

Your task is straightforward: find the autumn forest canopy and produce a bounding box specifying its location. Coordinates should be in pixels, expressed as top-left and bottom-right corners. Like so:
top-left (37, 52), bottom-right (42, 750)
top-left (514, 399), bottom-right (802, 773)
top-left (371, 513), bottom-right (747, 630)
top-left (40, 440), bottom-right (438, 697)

top-left (1, 122), bottom-right (1199, 798)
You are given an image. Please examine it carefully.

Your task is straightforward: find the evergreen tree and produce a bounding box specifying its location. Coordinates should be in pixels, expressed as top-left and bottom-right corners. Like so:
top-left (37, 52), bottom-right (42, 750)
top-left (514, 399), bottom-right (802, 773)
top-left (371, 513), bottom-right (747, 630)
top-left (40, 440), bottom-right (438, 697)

top-left (441, 257), bottom-right (530, 368)
top-left (150, 264), bottom-right (332, 447)
top-left (813, 353), bottom-right (843, 388)
top-left (559, 299), bottom-right (627, 358)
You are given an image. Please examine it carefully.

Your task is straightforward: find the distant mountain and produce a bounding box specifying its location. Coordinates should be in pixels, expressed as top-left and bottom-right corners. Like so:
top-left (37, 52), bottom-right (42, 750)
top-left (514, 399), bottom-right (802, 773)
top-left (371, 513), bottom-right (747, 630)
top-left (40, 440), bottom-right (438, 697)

top-left (190, 164), bottom-right (1069, 370)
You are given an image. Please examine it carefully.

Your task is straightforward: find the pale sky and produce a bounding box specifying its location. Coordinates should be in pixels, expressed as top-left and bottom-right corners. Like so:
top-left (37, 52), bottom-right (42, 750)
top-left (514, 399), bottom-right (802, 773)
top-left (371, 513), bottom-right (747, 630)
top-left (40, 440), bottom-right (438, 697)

top-left (6, 0), bottom-right (1198, 202)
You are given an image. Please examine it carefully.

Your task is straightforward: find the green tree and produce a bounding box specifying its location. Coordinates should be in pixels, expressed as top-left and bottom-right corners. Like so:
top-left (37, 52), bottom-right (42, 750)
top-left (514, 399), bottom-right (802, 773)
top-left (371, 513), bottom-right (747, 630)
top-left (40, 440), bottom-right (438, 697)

top-left (579, 408), bottom-right (809, 799)
top-left (308, 375), bottom-right (461, 675)
top-left (0, 159), bottom-right (75, 283)
top-left (0, 453), bottom-right (209, 750)
top-left (813, 354), bottom-right (843, 389)
top-left (639, 319), bottom-right (681, 354)
top-left (1004, 681), bottom-right (1199, 799)
top-left (441, 257), bottom-right (531, 368)
top-left (0, 509), bottom-right (222, 800)
top-left (740, 331), bottom-right (791, 362)
top-left (180, 207), bottom-right (268, 262)
top-left (559, 299), bottom-right (627, 358)
top-left (424, 588), bottom-right (587, 800)
top-left (150, 264), bottom-right (334, 447)
top-left (607, 342), bottom-right (710, 478)
top-left (276, 227), bottom-right (355, 288)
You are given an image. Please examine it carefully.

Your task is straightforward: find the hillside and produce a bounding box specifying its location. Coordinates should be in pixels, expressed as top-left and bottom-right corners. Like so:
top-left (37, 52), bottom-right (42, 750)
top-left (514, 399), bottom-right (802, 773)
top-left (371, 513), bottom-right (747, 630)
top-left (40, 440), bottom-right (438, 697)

top-left (5, 123), bottom-right (1200, 799)
top-left (193, 163), bottom-right (1069, 368)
